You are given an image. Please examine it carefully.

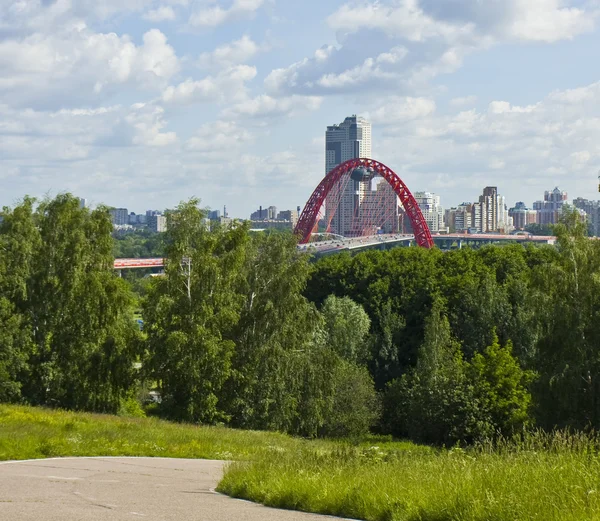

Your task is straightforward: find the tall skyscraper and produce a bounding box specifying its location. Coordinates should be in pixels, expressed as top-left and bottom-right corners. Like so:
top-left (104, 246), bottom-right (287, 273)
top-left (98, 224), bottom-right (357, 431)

top-left (325, 115), bottom-right (372, 236)
top-left (479, 186), bottom-right (498, 233)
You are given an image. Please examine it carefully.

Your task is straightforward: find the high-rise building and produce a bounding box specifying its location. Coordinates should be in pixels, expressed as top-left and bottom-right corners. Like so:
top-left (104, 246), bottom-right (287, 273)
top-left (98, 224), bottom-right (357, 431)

top-left (325, 115), bottom-right (372, 236)
top-left (533, 187), bottom-right (568, 225)
top-left (277, 209), bottom-right (299, 226)
top-left (148, 214), bottom-right (167, 233)
top-left (573, 197), bottom-right (600, 236)
top-left (208, 210), bottom-right (221, 220)
top-left (478, 186), bottom-right (498, 233)
top-left (509, 202), bottom-right (537, 230)
top-left (414, 192), bottom-right (444, 233)
top-left (79, 198), bottom-right (87, 209)
top-left (496, 195), bottom-right (513, 233)
top-left (446, 203), bottom-right (473, 232)
top-left (109, 208), bottom-right (129, 226)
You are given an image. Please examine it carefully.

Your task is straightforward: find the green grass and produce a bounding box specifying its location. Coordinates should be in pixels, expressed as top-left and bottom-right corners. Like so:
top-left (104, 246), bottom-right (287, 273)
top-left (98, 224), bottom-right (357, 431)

top-left (218, 433), bottom-right (600, 521)
top-left (0, 404), bottom-right (302, 461)
top-left (5, 405), bottom-right (600, 521)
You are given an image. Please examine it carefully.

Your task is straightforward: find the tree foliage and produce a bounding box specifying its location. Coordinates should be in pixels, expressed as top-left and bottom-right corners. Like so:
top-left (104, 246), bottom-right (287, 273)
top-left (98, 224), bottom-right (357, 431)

top-left (0, 194), bottom-right (138, 411)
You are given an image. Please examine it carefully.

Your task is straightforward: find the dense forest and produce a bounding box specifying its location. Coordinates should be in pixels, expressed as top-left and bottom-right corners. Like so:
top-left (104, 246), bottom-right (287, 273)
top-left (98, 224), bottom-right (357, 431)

top-left (1, 194), bottom-right (599, 444)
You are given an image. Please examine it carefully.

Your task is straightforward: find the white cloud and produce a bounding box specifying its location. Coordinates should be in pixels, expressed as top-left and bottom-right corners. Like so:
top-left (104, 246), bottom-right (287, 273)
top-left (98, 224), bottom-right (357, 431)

top-left (266, 0), bottom-right (596, 97)
top-left (327, 1), bottom-right (474, 42)
top-left (143, 6), bottom-right (176, 22)
top-left (450, 95), bottom-right (477, 107)
top-left (368, 97), bottom-right (436, 123)
top-left (223, 95), bottom-right (323, 119)
top-left (125, 103), bottom-right (177, 147)
top-left (0, 27), bottom-right (180, 107)
top-left (189, 0), bottom-right (265, 27)
top-left (371, 79), bottom-right (600, 206)
top-left (198, 35), bottom-right (260, 67)
top-left (185, 120), bottom-right (252, 151)
top-left (161, 65), bottom-right (257, 104)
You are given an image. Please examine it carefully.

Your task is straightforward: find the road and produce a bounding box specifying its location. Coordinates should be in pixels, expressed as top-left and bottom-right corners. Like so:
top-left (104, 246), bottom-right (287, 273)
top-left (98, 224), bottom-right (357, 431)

top-left (0, 457), bottom-right (345, 521)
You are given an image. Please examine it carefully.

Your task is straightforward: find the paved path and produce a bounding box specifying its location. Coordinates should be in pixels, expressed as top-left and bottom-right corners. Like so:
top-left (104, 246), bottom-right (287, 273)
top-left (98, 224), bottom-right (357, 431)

top-left (0, 457), bottom-right (344, 521)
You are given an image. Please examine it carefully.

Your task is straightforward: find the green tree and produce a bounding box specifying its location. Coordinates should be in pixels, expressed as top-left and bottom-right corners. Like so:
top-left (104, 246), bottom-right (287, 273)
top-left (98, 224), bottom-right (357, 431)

top-left (321, 359), bottom-right (380, 438)
top-left (143, 200), bottom-right (249, 423)
top-left (0, 194), bottom-right (138, 411)
top-left (320, 295), bottom-right (371, 364)
top-left (532, 208), bottom-right (600, 429)
top-left (384, 301), bottom-right (478, 445)
top-left (469, 333), bottom-right (533, 436)
top-left (224, 232), bottom-right (318, 432)
top-left (0, 298), bottom-right (30, 402)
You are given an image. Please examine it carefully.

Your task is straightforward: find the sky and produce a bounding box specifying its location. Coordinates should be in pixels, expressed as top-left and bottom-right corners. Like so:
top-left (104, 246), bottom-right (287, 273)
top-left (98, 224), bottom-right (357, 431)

top-left (2, 0), bottom-right (600, 217)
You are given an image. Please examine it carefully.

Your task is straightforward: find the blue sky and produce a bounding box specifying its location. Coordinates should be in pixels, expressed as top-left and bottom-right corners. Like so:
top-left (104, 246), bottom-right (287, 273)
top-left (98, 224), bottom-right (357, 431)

top-left (1, 0), bottom-right (600, 217)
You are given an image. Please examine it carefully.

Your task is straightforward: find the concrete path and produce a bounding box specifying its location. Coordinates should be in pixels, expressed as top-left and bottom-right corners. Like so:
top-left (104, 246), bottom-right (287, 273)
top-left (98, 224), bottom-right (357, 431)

top-left (0, 457), bottom-right (344, 521)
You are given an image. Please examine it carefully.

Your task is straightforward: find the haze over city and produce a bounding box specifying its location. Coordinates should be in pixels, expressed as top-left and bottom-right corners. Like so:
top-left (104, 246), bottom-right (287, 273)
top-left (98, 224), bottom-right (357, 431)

top-left (2, 0), bottom-right (600, 216)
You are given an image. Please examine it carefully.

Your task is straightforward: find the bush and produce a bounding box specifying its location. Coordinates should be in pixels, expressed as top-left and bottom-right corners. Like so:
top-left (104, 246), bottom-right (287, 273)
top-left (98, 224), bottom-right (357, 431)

top-left (321, 360), bottom-right (380, 438)
top-left (118, 396), bottom-right (146, 418)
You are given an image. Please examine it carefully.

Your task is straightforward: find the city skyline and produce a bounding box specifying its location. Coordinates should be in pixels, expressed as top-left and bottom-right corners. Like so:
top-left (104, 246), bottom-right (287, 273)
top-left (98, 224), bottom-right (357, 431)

top-left (2, 1), bottom-right (600, 216)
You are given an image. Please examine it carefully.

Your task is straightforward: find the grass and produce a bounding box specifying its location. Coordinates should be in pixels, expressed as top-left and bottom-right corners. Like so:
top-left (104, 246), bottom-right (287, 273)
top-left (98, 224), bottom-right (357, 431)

top-left (218, 433), bottom-right (600, 521)
top-left (4, 405), bottom-right (600, 521)
top-left (0, 404), bottom-right (302, 461)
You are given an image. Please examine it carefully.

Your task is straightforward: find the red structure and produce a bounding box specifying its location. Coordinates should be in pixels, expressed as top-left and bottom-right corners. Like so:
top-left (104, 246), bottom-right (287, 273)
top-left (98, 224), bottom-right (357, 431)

top-left (114, 258), bottom-right (164, 269)
top-left (295, 158), bottom-right (434, 248)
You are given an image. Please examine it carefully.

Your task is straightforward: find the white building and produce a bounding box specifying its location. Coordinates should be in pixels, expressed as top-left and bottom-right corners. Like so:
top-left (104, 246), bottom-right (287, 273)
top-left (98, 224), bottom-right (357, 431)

top-left (414, 192), bottom-right (444, 233)
top-left (148, 215), bottom-right (167, 233)
top-left (325, 115), bottom-right (372, 236)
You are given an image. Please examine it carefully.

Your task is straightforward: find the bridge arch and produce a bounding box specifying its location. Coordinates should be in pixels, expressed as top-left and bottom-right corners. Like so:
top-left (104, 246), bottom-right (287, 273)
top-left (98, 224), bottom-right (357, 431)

top-left (294, 158), bottom-right (434, 248)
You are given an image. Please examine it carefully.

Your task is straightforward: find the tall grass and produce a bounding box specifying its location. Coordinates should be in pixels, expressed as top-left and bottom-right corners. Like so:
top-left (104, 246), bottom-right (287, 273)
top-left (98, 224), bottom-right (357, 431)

top-left (0, 404), bottom-right (299, 461)
top-left (218, 431), bottom-right (600, 521)
top-left (5, 405), bottom-right (600, 520)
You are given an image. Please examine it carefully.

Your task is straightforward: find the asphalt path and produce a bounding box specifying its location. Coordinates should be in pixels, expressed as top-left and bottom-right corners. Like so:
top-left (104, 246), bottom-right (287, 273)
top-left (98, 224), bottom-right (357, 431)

top-left (0, 457), bottom-right (346, 521)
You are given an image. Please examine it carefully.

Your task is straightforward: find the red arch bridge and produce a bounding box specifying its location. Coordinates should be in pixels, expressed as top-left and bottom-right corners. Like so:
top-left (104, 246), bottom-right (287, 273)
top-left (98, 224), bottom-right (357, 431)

top-left (112, 158), bottom-right (557, 270)
top-left (294, 158), bottom-right (434, 248)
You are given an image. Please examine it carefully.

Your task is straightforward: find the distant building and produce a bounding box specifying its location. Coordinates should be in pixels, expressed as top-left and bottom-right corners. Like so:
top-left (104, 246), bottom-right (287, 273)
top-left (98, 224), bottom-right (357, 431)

top-left (446, 203), bottom-right (473, 232)
top-left (478, 186), bottom-right (498, 233)
top-left (573, 197), bottom-right (600, 236)
top-left (208, 210), bottom-right (221, 220)
top-left (509, 202), bottom-right (538, 230)
top-left (148, 215), bottom-right (167, 233)
top-left (414, 192), bottom-right (444, 233)
top-left (325, 115), bottom-right (373, 236)
top-left (249, 220), bottom-right (294, 231)
top-left (277, 209), bottom-right (299, 226)
top-left (109, 208), bottom-right (129, 226)
top-left (470, 187), bottom-right (512, 233)
top-left (533, 187), bottom-right (567, 225)
top-left (250, 206), bottom-right (267, 220)
top-left (79, 198), bottom-right (87, 209)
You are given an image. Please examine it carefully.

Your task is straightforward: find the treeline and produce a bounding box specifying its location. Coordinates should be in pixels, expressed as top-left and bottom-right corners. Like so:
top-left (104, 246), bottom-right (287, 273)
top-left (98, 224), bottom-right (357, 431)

top-left (307, 210), bottom-right (600, 442)
top-left (0, 196), bottom-right (377, 438)
top-left (2, 195), bottom-right (599, 444)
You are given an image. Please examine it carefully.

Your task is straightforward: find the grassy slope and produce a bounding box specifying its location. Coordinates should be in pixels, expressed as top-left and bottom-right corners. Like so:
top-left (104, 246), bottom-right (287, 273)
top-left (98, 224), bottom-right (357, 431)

top-left (4, 405), bottom-right (600, 521)
top-left (218, 438), bottom-right (600, 521)
top-left (0, 404), bottom-right (299, 461)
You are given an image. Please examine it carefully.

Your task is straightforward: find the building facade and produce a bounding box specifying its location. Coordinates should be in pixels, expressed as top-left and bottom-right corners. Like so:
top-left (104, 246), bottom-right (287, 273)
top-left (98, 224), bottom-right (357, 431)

top-left (573, 197), bottom-right (600, 236)
top-left (148, 215), bottom-right (167, 233)
top-left (325, 115), bottom-right (373, 236)
top-left (509, 202), bottom-right (538, 230)
top-left (533, 187), bottom-right (568, 225)
top-left (109, 208), bottom-right (129, 226)
top-left (414, 192), bottom-right (444, 233)
top-left (446, 203), bottom-right (473, 232)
